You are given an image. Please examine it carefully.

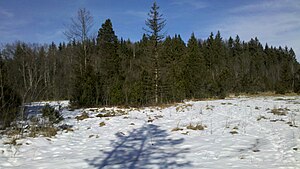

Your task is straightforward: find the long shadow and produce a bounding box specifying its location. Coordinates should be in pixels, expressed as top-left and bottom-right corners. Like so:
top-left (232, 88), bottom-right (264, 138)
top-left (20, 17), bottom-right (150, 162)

top-left (86, 124), bottom-right (192, 169)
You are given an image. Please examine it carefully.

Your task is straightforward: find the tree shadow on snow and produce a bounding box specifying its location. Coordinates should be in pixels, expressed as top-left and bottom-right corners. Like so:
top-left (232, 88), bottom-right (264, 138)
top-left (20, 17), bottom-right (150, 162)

top-left (86, 124), bottom-right (192, 169)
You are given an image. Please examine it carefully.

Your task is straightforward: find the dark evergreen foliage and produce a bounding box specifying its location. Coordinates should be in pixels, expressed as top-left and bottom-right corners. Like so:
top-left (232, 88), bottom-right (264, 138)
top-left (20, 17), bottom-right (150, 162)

top-left (144, 1), bottom-right (166, 104)
top-left (41, 104), bottom-right (63, 124)
top-left (0, 56), bottom-right (22, 128)
top-left (0, 2), bottom-right (299, 112)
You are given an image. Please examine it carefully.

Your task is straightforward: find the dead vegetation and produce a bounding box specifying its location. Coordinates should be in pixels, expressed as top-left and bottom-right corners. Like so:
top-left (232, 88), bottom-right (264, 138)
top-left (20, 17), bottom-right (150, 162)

top-left (270, 119), bottom-right (285, 122)
top-left (3, 136), bottom-right (19, 145)
top-left (171, 127), bottom-right (184, 132)
top-left (257, 115), bottom-right (268, 121)
top-left (287, 113), bottom-right (297, 127)
top-left (96, 109), bottom-right (127, 118)
top-left (154, 115), bottom-right (164, 119)
top-left (59, 124), bottom-right (74, 133)
top-left (233, 126), bottom-right (239, 130)
top-left (230, 130), bottom-right (238, 135)
top-left (186, 123), bottom-right (205, 130)
top-left (230, 125), bottom-right (239, 135)
top-left (99, 122), bottom-right (106, 127)
top-left (206, 105), bottom-right (215, 110)
top-left (75, 111), bottom-right (89, 120)
top-left (271, 108), bottom-right (288, 116)
top-left (181, 131), bottom-right (189, 135)
top-left (176, 104), bottom-right (193, 112)
top-left (29, 125), bottom-right (58, 137)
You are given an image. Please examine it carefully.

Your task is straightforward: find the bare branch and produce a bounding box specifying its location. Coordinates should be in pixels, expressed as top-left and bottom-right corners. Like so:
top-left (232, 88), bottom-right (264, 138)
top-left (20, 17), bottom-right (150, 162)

top-left (64, 8), bottom-right (94, 42)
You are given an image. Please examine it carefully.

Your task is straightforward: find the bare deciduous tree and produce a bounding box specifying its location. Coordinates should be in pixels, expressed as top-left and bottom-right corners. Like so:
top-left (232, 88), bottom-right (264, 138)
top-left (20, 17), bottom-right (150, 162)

top-left (64, 8), bottom-right (94, 42)
top-left (64, 8), bottom-right (94, 74)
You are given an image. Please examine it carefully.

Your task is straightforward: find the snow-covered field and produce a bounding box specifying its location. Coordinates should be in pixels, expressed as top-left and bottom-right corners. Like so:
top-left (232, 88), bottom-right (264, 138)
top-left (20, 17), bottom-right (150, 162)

top-left (1, 96), bottom-right (300, 169)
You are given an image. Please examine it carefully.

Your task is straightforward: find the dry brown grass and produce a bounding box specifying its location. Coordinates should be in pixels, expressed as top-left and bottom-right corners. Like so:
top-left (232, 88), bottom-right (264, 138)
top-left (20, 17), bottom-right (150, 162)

top-left (3, 136), bottom-right (19, 145)
top-left (181, 131), bottom-right (189, 135)
top-left (99, 122), bottom-right (106, 127)
top-left (171, 127), bottom-right (184, 132)
top-left (176, 104), bottom-right (193, 112)
top-left (75, 111), bottom-right (89, 120)
top-left (29, 126), bottom-right (58, 137)
top-left (230, 92), bottom-right (298, 98)
top-left (5, 128), bottom-right (22, 137)
top-left (230, 130), bottom-right (238, 135)
top-left (154, 115), bottom-right (164, 119)
top-left (257, 115), bottom-right (268, 121)
top-left (271, 108), bottom-right (287, 116)
top-left (96, 109), bottom-right (128, 118)
top-left (186, 123), bottom-right (205, 130)
top-left (64, 128), bottom-right (74, 133)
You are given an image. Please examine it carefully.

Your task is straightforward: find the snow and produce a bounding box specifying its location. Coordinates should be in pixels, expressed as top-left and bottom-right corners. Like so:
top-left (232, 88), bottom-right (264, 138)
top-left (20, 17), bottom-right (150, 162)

top-left (1, 96), bottom-right (300, 168)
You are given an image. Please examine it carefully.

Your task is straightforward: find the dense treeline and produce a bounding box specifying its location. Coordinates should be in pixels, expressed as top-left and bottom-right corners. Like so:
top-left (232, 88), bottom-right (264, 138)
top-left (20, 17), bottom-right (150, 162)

top-left (0, 3), bottom-right (300, 128)
top-left (1, 30), bottom-right (299, 107)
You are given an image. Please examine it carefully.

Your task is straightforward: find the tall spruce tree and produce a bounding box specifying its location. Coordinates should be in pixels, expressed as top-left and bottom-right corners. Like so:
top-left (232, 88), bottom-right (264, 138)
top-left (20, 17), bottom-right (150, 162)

top-left (186, 33), bottom-right (205, 98)
top-left (97, 19), bottom-right (121, 105)
top-left (144, 1), bottom-right (166, 104)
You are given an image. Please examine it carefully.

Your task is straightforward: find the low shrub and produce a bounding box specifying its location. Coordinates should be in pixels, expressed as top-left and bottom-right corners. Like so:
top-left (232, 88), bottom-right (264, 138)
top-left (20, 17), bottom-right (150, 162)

top-left (41, 104), bottom-right (63, 123)
top-left (29, 125), bottom-right (58, 137)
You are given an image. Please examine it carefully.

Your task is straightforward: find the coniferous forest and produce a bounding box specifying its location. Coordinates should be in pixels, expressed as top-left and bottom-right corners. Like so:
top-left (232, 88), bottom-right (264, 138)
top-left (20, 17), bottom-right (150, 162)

top-left (1, 3), bottom-right (300, 127)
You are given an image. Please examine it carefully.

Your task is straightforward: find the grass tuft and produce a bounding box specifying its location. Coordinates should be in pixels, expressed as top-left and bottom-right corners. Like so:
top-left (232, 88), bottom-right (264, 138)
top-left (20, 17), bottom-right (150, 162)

top-left (230, 130), bottom-right (238, 135)
top-left (96, 109), bottom-right (128, 118)
top-left (271, 108), bottom-right (287, 116)
top-left (176, 104), bottom-right (193, 112)
top-left (75, 111), bottom-right (89, 120)
top-left (257, 115), bottom-right (268, 121)
top-left (171, 127), bottom-right (184, 132)
top-left (99, 122), bottom-right (106, 127)
top-left (186, 123), bottom-right (205, 130)
top-left (29, 126), bottom-right (58, 137)
top-left (3, 137), bottom-right (18, 145)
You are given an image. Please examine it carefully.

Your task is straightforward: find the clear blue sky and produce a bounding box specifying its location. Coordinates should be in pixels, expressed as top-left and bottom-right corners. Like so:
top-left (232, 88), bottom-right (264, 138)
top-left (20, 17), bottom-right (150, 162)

top-left (0, 0), bottom-right (299, 60)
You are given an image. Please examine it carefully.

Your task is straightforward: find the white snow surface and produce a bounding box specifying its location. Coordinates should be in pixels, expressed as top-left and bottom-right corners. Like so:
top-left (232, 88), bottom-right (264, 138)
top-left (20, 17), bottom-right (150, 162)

top-left (1, 96), bottom-right (300, 169)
